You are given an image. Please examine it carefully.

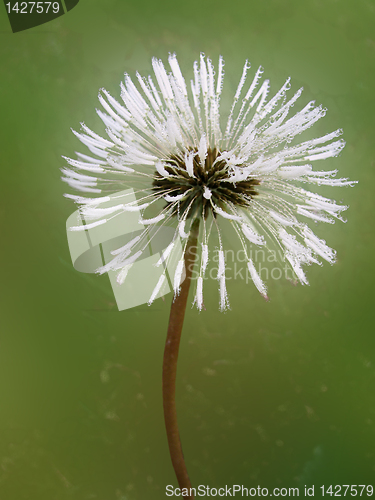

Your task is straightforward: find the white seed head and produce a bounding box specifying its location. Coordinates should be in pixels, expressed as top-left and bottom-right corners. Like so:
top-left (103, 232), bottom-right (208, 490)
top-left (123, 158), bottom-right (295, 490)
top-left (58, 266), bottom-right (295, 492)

top-left (63, 54), bottom-right (356, 309)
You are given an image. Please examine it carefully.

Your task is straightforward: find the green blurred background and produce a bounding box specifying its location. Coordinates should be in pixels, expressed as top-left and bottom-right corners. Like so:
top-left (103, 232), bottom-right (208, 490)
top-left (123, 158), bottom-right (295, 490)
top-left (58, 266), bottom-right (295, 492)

top-left (1, 0), bottom-right (375, 498)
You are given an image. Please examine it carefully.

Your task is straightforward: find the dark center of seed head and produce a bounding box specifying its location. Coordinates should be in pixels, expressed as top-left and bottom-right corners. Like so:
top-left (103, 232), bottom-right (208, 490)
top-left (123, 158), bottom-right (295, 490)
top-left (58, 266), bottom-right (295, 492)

top-left (152, 147), bottom-right (260, 219)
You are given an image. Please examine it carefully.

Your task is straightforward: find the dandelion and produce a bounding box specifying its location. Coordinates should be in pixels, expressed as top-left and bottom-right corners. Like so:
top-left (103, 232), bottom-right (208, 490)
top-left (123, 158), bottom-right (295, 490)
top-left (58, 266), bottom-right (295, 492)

top-left (63, 54), bottom-right (356, 499)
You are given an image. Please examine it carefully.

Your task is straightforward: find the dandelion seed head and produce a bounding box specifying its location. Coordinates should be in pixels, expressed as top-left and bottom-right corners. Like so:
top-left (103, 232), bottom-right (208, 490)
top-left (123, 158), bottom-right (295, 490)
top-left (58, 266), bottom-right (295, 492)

top-left (63, 53), bottom-right (356, 310)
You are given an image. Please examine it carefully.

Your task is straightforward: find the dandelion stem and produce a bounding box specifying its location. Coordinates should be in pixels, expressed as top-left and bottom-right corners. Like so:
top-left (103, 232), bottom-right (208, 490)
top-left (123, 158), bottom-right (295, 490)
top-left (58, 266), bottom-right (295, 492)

top-left (163, 217), bottom-right (200, 500)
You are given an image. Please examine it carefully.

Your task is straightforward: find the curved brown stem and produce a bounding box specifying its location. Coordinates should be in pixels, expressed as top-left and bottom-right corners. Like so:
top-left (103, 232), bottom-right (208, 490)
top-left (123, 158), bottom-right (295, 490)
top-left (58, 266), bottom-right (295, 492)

top-left (162, 218), bottom-right (200, 500)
